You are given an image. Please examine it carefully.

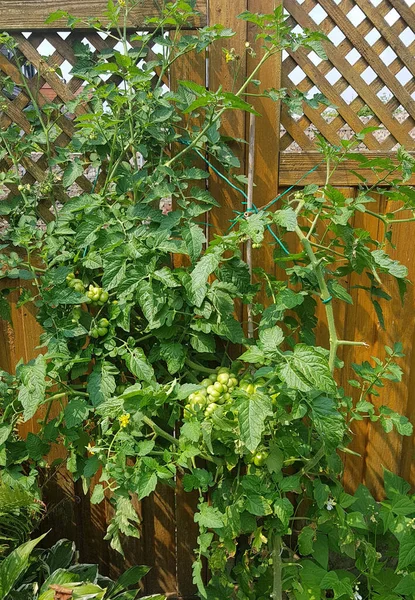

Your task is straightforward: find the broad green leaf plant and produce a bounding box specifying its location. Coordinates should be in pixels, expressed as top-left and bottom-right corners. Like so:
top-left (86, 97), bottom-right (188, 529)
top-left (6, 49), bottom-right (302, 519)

top-left (1, 1), bottom-right (415, 598)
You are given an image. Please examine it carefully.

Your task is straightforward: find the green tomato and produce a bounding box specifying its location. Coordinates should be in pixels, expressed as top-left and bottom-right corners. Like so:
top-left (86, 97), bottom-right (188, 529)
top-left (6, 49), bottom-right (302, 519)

top-left (204, 403), bottom-right (218, 418)
top-left (223, 392), bottom-right (231, 402)
top-left (66, 272), bottom-right (75, 281)
top-left (72, 307), bottom-right (82, 320)
top-left (213, 381), bottom-right (224, 393)
top-left (201, 378), bottom-right (212, 387)
top-left (208, 374), bottom-right (217, 382)
top-left (100, 291), bottom-right (109, 302)
top-left (244, 452), bottom-right (255, 465)
top-left (229, 377), bottom-right (238, 388)
top-left (74, 283), bottom-right (85, 293)
top-left (207, 385), bottom-right (220, 398)
top-left (98, 318), bottom-right (109, 328)
top-left (216, 395), bottom-right (226, 405)
top-left (90, 328), bottom-right (99, 339)
top-left (189, 393), bottom-right (196, 402)
top-left (217, 367), bottom-right (230, 375)
top-left (116, 384), bottom-right (127, 394)
top-left (193, 393), bottom-right (207, 405)
top-left (253, 451), bottom-right (268, 467)
top-left (244, 384), bottom-right (255, 395)
top-left (97, 327), bottom-right (108, 336)
top-left (208, 394), bottom-right (217, 403)
top-left (217, 373), bottom-right (230, 386)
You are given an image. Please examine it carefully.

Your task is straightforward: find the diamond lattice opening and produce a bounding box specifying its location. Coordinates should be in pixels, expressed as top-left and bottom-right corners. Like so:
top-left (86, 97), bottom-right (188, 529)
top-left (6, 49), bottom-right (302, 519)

top-left (321, 107), bottom-right (338, 123)
top-left (384, 8), bottom-right (400, 25)
top-left (365, 28), bottom-right (381, 45)
top-left (328, 26), bottom-right (346, 46)
top-left (392, 106), bottom-right (407, 120)
top-left (399, 27), bottom-right (415, 46)
top-left (309, 5), bottom-right (328, 25)
top-left (326, 68), bottom-right (342, 84)
top-left (361, 66), bottom-right (377, 84)
top-left (396, 67), bottom-right (412, 86)
top-left (37, 39), bottom-right (55, 57)
top-left (346, 49), bottom-right (361, 65)
top-left (347, 6), bottom-right (366, 26)
top-left (379, 47), bottom-right (397, 66)
top-left (369, 0), bottom-right (382, 6)
top-left (377, 86), bottom-right (393, 101)
top-left (308, 51), bottom-right (323, 66)
top-left (341, 86), bottom-right (359, 104)
top-left (288, 65), bottom-right (306, 85)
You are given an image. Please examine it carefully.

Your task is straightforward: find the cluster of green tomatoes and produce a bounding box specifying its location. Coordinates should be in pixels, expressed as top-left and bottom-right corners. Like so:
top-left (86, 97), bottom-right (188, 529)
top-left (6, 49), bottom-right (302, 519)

top-left (66, 273), bottom-right (109, 306)
top-left (185, 367), bottom-right (239, 419)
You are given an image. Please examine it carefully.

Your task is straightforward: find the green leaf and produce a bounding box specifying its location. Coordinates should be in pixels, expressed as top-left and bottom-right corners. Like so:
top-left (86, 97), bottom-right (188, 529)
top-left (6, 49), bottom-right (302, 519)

top-left (160, 342), bottom-right (186, 374)
top-left (238, 392), bottom-right (273, 452)
top-left (298, 525), bottom-right (315, 555)
top-left (190, 251), bottom-right (221, 307)
top-left (62, 159), bottom-right (83, 188)
top-left (0, 534), bottom-right (47, 598)
top-left (239, 345), bottom-right (266, 364)
top-left (90, 484), bottom-right (105, 504)
top-left (311, 396), bottom-right (345, 447)
top-left (195, 503), bottom-right (225, 529)
top-left (111, 566), bottom-right (151, 596)
top-left (183, 223), bottom-right (206, 263)
top-left (327, 279), bottom-right (353, 304)
top-left (87, 361), bottom-right (117, 406)
top-left (183, 468), bottom-right (213, 493)
top-left (398, 530), bottom-right (415, 569)
top-left (273, 208), bottom-right (297, 231)
top-left (125, 349), bottom-right (154, 382)
top-left (245, 495), bottom-right (272, 516)
top-left (372, 249), bottom-right (408, 279)
top-left (136, 470), bottom-right (157, 501)
top-left (0, 424), bottom-right (11, 446)
top-left (64, 397), bottom-right (90, 428)
top-left (278, 345), bottom-right (336, 394)
top-left (258, 326), bottom-right (284, 355)
top-left (192, 559), bottom-right (206, 599)
top-left (84, 455), bottom-right (100, 478)
top-left (153, 267), bottom-right (179, 288)
top-left (181, 421), bottom-right (201, 442)
top-left (18, 355), bottom-right (47, 421)
top-left (102, 255), bottom-right (127, 290)
top-left (384, 469), bottom-right (411, 498)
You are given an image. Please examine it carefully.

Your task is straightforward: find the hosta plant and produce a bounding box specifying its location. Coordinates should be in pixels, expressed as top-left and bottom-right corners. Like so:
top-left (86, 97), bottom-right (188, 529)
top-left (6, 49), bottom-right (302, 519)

top-left (1, 1), bottom-right (415, 598)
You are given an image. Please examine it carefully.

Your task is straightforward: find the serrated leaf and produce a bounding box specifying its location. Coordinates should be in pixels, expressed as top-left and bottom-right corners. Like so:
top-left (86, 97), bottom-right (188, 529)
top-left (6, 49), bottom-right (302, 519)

top-left (90, 484), bottom-right (105, 505)
top-left (298, 525), bottom-right (315, 555)
top-left (87, 361), bottom-right (117, 406)
top-left (63, 160), bottom-right (83, 188)
top-left (136, 470), bottom-right (157, 501)
top-left (274, 207), bottom-right (297, 231)
top-left (238, 392), bottom-right (273, 452)
top-left (258, 326), bottom-right (284, 355)
top-left (18, 355), bottom-right (47, 421)
top-left (160, 342), bottom-right (186, 374)
top-left (195, 503), bottom-right (225, 529)
top-left (311, 396), bottom-right (345, 447)
top-left (181, 421), bottom-right (201, 442)
top-left (183, 223), bottom-right (206, 263)
top-left (278, 345), bottom-right (336, 394)
top-left (125, 349), bottom-right (154, 382)
top-left (102, 255), bottom-right (127, 290)
top-left (64, 397), bottom-right (90, 428)
top-left (372, 250), bottom-right (408, 279)
top-left (190, 251), bottom-right (221, 307)
top-left (239, 345), bottom-right (266, 364)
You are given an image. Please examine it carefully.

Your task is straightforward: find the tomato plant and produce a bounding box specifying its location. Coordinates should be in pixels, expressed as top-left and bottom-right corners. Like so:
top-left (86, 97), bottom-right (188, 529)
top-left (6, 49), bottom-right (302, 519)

top-left (1, 1), bottom-right (415, 599)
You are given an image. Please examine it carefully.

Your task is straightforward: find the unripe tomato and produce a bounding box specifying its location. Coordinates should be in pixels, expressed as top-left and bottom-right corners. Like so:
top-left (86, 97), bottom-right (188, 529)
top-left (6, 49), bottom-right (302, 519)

top-left (217, 372), bottom-right (230, 385)
top-left (207, 385), bottom-right (220, 398)
top-left (66, 272), bottom-right (75, 281)
top-left (87, 291), bottom-right (95, 299)
top-left (72, 307), bottom-right (82, 320)
top-left (97, 327), bottom-right (108, 336)
top-left (253, 451), bottom-right (268, 467)
top-left (74, 283), bottom-right (85, 293)
top-left (192, 393), bottom-right (207, 406)
top-left (100, 291), bottom-right (109, 302)
top-left (223, 392), bottom-right (231, 402)
top-left (204, 403), bottom-right (218, 417)
top-left (189, 393), bottom-right (196, 402)
top-left (98, 318), bottom-right (109, 328)
top-left (90, 328), bottom-right (99, 339)
top-left (217, 367), bottom-right (230, 375)
top-left (245, 384), bottom-right (255, 395)
top-left (116, 384), bottom-right (127, 394)
top-left (229, 377), bottom-right (238, 388)
top-left (208, 374), bottom-right (217, 382)
top-left (213, 382), bottom-right (224, 393)
top-left (244, 452), bottom-right (255, 464)
top-left (201, 378), bottom-right (211, 387)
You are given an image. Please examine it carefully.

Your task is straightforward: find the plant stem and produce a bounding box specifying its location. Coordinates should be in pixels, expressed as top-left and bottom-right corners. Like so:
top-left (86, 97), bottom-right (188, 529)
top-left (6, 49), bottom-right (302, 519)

top-left (143, 416), bottom-right (179, 446)
top-left (185, 358), bottom-right (216, 374)
top-left (271, 534), bottom-right (283, 600)
top-left (295, 226), bottom-right (338, 372)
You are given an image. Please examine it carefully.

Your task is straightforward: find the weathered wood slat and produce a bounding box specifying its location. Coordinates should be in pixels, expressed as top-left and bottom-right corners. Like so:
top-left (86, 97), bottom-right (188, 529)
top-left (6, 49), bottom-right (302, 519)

top-left (0, 0), bottom-right (207, 30)
top-left (279, 152), bottom-right (415, 186)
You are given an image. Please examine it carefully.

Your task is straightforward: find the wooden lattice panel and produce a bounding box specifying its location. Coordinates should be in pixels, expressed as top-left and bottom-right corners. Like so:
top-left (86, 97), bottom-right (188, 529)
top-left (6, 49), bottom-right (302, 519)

top-left (282, 0), bottom-right (415, 152)
top-left (0, 30), bottom-right (166, 222)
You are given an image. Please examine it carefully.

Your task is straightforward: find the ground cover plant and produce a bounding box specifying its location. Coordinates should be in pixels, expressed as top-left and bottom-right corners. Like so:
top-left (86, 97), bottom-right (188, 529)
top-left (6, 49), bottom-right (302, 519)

top-left (1, 1), bottom-right (415, 598)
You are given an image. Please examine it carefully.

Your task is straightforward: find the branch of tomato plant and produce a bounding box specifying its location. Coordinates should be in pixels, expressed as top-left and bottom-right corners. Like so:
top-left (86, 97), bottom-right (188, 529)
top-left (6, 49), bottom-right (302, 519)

top-left (165, 49), bottom-right (275, 168)
top-left (271, 533), bottom-right (283, 600)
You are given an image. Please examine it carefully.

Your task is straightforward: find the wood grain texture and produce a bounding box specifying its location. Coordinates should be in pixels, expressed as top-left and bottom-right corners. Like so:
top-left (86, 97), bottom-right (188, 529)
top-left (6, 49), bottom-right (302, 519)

top-left (0, 0), bottom-right (207, 30)
top-left (279, 153), bottom-right (415, 186)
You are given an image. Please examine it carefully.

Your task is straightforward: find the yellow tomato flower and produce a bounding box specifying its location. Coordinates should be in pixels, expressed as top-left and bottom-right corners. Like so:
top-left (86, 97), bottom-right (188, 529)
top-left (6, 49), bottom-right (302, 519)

top-left (119, 413), bottom-right (131, 428)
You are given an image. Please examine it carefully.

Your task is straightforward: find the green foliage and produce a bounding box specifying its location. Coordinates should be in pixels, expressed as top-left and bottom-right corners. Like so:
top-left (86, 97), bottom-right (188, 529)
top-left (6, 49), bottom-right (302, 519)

top-left (2, 536), bottom-right (159, 600)
top-left (1, 1), bottom-right (415, 598)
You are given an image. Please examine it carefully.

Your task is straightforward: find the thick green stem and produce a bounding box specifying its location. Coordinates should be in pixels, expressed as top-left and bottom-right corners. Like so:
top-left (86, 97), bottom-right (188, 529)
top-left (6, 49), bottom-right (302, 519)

top-left (271, 534), bottom-right (283, 600)
top-left (185, 358), bottom-right (216, 375)
top-left (295, 226), bottom-right (338, 372)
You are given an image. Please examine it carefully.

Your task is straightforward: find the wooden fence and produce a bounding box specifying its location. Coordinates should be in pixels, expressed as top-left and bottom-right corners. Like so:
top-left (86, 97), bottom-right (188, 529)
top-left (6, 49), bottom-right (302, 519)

top-left (0, 0), bottom-right (415, 596)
